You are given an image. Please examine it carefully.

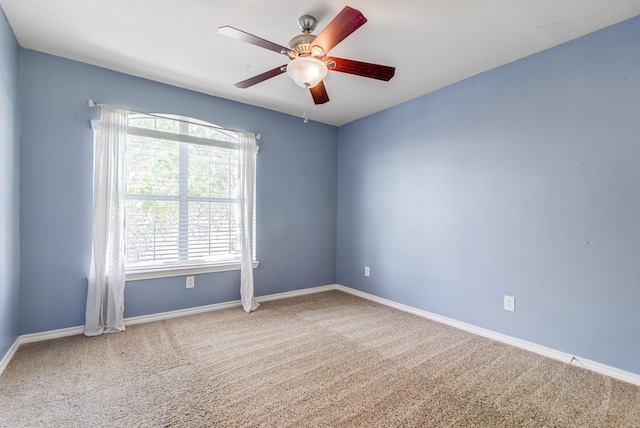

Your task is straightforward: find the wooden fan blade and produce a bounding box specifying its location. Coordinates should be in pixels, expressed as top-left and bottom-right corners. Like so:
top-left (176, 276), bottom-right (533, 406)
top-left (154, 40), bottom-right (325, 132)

top-left (218, 26), bottom-right (291, 56)
top-left (234, 65), bottom-right (287, 89)
top-left (326, 57), bottom-right (395, 81)
top-left (311, 6), bottom-right (367, 55)
top-left (309, 81), bottom-right (330, 104)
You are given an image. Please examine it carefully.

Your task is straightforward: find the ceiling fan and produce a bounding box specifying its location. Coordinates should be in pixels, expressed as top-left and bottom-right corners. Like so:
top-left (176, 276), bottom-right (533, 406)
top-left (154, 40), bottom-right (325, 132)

top-left (217, 6), bottom-right (395, 105)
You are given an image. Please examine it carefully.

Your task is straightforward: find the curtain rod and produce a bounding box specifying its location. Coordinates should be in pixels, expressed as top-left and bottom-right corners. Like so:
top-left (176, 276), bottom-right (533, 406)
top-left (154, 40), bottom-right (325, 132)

top-left (88, 99), bottom-right (261, 140)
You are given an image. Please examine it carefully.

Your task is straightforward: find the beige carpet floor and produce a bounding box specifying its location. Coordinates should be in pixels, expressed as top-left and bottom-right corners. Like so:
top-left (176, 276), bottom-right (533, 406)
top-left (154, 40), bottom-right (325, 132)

top-left (1, 290), bottom-right (639, 427)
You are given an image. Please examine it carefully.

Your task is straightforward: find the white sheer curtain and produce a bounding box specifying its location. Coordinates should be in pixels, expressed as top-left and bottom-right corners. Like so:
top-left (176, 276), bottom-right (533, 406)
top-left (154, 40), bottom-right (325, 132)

top-left (85, 105), bottom-right (128, 336)
top-left (238, 132), bottom-right (259, 313)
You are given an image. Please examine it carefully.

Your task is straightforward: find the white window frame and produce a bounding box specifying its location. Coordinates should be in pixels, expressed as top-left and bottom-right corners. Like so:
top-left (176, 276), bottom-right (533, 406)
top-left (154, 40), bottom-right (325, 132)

top-left (91, 117), bottom-right (259, 281)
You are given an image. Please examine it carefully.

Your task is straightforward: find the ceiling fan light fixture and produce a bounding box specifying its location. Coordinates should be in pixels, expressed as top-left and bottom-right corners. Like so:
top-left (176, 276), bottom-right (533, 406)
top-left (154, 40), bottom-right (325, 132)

top-left (286, 57), bottom-right (328, 88)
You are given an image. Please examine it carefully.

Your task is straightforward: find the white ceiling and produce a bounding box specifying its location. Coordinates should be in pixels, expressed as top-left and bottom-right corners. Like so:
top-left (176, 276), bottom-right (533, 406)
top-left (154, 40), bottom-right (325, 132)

top-left (2, 1), bottom-right (639, 126)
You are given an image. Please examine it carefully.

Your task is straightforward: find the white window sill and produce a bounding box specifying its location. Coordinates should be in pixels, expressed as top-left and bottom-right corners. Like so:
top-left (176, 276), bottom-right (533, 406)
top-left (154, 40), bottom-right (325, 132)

top-left (125, 260), bottom-right (260, 281)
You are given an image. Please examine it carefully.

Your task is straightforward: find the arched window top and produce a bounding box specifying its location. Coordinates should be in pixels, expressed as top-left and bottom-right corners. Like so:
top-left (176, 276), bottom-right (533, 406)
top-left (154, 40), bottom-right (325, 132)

top-left (128, 113), bottom-right (238, 143)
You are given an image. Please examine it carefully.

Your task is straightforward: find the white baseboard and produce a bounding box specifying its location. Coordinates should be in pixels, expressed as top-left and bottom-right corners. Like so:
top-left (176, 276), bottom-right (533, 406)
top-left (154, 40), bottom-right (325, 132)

top-left (256, 284), bottom-right (338, 302)
top-left (127, 284), bottom-right (338, 325)
top-left (125, 300), bottom-right (243, 326)
top-left (335, 284), bottom-right (640, 387)
top-left (4, 283), bottom-right (639, 387)
top-left (19, 325), bottom-right (85, 345)
top-left (0, 338), bottom-right (20, 376)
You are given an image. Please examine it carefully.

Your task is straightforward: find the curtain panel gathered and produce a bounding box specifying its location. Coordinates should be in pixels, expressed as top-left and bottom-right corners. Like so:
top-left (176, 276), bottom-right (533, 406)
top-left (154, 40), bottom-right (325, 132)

top-left (238, 132), bottom-right (259, 313)
top-left (85, 105), bottom-right (128, 336)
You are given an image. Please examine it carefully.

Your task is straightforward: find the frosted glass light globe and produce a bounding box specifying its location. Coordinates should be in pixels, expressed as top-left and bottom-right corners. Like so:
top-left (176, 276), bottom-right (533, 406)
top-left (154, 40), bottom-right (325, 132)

top-left (286, 57), bottom-right (328, 88)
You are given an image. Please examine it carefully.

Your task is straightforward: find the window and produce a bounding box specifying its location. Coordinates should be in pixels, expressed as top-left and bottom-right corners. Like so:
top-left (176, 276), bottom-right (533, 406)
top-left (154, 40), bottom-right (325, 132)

top-left (114, 113), bottom-right (257, 279)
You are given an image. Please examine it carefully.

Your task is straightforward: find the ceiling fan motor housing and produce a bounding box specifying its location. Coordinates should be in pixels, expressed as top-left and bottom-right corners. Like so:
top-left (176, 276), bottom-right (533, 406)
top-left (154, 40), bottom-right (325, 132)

top-left (289, 33), bottom-right (317, 56)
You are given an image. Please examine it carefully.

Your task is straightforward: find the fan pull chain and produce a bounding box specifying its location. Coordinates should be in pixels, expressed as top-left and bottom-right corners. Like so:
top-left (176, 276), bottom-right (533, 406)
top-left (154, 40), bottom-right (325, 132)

top-left (303, 89), bottom-right (309, 123)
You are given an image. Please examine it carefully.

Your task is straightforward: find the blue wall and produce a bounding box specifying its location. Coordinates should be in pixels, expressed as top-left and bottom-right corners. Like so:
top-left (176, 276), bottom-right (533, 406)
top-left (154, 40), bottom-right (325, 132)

top-left (18, 50), bottom-right (337, 334)
top-left (337, 16), bottom-right (640, 375)
top-left (0, 6), bottom-right (20, 359)
top-left (5, 9), bottom-right (640, 378)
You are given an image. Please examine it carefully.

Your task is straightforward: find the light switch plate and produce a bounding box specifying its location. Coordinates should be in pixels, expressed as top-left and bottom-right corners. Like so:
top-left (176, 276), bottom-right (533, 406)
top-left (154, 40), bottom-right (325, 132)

top-left (504, 295), bottom-right (515, 312)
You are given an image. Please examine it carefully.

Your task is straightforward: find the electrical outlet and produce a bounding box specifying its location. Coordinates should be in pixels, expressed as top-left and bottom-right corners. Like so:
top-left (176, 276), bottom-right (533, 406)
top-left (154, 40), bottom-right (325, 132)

top-left (504, 295), bottom-right (515, 312)
top-left (186, 276), bottom-right (195, 289)
top-left (364, 266), bottom-right (370, 277)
